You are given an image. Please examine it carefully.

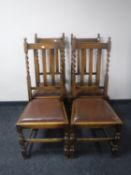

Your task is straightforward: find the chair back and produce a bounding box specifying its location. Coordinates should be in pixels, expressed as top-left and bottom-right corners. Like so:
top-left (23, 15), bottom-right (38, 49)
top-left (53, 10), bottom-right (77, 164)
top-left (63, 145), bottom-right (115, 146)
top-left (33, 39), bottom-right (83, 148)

top-left (71, 34), bottom-right (111, 98)
top-left (24, 34), bottom-right (65, 100)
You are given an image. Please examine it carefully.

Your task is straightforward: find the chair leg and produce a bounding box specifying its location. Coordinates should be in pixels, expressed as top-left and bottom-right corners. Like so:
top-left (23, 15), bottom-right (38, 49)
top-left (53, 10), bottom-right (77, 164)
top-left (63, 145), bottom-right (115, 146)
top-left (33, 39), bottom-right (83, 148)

top-left (69, 126), bottom-right (75, 158)
top-left (16, 126), bottom-right (28, 159)
top-left (111, 125), bottom-right (122, 154)
top-left (64, 127), bottom-right (70, 158)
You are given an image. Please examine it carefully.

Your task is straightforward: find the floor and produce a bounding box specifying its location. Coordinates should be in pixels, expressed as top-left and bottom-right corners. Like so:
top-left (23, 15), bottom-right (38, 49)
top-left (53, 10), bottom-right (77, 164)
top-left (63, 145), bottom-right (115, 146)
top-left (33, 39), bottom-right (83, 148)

top-left (0, 100), bottom-right (131, 175)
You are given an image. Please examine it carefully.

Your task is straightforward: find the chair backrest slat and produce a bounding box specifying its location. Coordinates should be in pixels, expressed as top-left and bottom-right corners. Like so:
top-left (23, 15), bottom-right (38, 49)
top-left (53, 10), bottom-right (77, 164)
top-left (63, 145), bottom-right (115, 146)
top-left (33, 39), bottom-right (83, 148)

top-left (50, 49), bottom-right (55, 84)
top-left (55, 49), bottom-right (59, 73)
top-left (34, 50), bottom-right (40, 86)
top-left (80, 49), bottom-right (86, 84)
top-left (77, 49), bottom-right (80, 73)
top-left (89, 48), bottom-right (93, 84)
top-left (41, 49), bottom-right (47, 85)
top-left (96, 49), bottom-right (102, 85)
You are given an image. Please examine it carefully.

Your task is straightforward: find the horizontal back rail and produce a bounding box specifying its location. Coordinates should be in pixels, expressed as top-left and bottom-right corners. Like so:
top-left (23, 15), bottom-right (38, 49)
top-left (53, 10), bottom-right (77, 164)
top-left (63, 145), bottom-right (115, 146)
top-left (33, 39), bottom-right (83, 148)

top-left (27, 42), bottom-right (64, 50)
top-left (72, 42), bottom-right (109, 49)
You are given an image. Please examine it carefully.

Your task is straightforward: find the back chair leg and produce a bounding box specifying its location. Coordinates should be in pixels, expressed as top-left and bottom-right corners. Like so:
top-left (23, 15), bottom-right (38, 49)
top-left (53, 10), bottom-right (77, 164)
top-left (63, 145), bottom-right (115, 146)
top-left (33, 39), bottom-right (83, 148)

top-left (16, 126), bottom-right (27, 159)
top-left (69, 126), bottom-right (75, 158)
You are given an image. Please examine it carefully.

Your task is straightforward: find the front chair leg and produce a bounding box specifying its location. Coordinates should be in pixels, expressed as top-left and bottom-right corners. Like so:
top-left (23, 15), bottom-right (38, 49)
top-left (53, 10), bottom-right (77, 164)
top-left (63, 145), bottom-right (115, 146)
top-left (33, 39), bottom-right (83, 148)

top-left (111, 125), bottom-right (122, 155)
top-left (70, 127), bottom-right (75, 158)
top-left (16, 126), bottom-right (28, 159)
top-left (64, 127), bottom-right (69, 158)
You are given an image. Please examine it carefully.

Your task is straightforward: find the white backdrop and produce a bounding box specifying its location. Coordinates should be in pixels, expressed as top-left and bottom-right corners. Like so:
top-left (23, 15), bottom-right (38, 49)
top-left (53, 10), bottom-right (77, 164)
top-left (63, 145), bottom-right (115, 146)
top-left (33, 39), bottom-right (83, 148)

top-left (0, 0), bottom-right (131, 101)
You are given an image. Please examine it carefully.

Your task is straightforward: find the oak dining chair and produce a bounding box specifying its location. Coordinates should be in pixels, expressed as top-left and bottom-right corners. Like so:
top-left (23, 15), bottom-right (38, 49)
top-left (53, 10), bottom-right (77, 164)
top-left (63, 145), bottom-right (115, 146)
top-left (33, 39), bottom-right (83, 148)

top-left (16, 34), bottom-right (69, 158)
top-left (70, 34), bottom-right (123, 157)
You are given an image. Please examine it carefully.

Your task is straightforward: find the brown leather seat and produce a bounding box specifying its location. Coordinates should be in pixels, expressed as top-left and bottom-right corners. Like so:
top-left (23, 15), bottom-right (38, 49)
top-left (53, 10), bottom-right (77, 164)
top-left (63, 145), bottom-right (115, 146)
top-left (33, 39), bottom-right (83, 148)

top-left (17, 99), bottom-right (68, 124)
top-left (72, 98), bottom-right (122, 126)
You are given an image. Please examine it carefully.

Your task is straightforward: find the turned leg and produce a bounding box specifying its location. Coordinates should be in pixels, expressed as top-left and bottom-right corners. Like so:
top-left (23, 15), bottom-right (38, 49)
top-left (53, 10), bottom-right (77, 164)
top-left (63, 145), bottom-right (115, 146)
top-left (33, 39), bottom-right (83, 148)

top-left (27, 129), bottom-right (38, 156)
top-left (69, 126), bottom-right (75, 158)
top-left (64, 127), bottom-right (69, 158)
top-left (111, 125), bottom-right (122, 154)
top-left (16, 126), bottom-right (28, 159)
